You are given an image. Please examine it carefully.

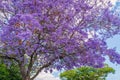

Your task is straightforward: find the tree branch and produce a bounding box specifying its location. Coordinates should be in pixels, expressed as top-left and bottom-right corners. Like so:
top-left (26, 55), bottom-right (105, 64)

top-left (30, 51), bottom-right (76, 80)
top-left (30, 58), bottom-right (55, 80)
top-left (0, 54), bottom-right (19, 63)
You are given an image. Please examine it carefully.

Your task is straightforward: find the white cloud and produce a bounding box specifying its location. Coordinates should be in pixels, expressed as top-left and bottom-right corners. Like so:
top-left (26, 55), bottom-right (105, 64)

top-left (111, 0), bottom-right (117, 5)
top-left (34, 71), bottom-right (60, 80)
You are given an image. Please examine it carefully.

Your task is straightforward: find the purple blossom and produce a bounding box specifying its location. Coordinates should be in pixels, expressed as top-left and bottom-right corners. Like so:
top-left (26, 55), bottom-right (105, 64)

top-left (0, 0), bottom-right (120, 80)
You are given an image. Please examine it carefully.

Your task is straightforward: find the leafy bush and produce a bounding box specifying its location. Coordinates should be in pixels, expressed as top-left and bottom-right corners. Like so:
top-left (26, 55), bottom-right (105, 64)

top-left (0, 62), bottom-right (22, 80)
top-left (60, 65), bottom-right (115, 80)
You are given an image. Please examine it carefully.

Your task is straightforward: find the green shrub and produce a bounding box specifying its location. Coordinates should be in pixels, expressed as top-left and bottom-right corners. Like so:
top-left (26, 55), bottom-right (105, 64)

top-left (0, 62), bottom-right (22, 80)
top-left (60, 65), bottom-right (115, 80)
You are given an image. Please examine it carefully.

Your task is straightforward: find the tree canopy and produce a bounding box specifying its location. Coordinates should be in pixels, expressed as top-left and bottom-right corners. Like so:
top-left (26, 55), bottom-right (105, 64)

top-left (60, 66), bottom-right (115, 80)
top-left (0, 0), bottom-right (120, 80)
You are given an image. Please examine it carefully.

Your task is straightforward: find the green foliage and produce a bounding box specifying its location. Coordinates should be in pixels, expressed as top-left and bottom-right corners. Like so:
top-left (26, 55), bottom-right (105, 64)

top-left (60, 65), bottom-right (115, 80)
top-left (0, 64), bottom-right (9, 80)
top-left (0, 62), bottom-right (22, 80)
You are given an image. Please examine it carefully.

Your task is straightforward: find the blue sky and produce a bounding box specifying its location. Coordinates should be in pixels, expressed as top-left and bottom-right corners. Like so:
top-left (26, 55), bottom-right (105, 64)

top-left (106, 35), bottom-right (120, 80)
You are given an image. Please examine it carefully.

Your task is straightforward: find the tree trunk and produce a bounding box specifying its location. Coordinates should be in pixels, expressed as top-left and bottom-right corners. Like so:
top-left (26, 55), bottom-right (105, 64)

top-left (21, 70), bottom-right (32, 80)
top-left (19, 63), bottom-right (31, 80)
top-left (23, 76), bottom-right (31, 80)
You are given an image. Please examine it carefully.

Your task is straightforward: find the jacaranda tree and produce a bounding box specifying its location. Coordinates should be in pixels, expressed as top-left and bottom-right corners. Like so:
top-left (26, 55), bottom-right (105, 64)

top-left (0, 0), bottom-right (120, 80)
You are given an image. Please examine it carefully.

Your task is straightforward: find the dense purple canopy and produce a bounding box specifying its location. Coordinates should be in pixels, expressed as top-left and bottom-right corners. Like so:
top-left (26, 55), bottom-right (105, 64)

top-left (0, 0), bottom-right (120, 80)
